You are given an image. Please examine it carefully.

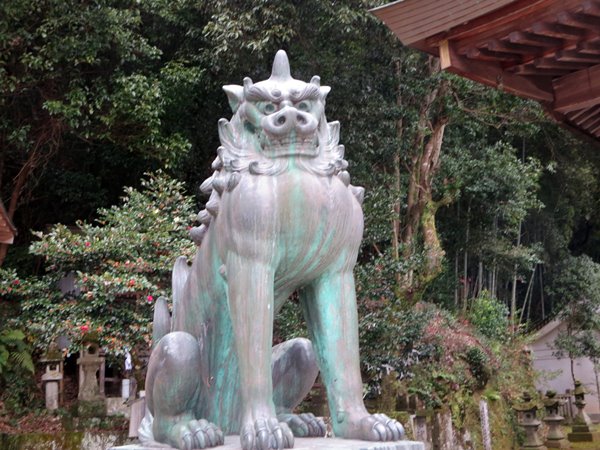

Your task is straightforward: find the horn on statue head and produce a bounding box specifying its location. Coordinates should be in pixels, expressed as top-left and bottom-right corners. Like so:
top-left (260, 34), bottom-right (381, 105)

top-left (269, 50), bottom-right (292, 82)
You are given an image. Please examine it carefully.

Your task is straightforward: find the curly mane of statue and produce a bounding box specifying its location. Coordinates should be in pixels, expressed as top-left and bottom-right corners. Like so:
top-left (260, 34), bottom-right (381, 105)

top-left (139, 51), bottom-right (406, 450)
top-left (190, 55), bottom-right (361, 245)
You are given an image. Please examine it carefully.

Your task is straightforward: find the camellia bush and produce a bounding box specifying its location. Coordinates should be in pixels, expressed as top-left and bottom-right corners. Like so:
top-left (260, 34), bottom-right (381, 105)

top-left (3, 172), bottom-right (197, 359)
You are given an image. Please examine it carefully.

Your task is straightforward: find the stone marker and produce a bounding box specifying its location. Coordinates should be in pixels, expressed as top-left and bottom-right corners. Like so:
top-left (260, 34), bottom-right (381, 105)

top-left (41, 361), bottom-right (62, 410)
top-left (129, 395), bottom-right (146, 438)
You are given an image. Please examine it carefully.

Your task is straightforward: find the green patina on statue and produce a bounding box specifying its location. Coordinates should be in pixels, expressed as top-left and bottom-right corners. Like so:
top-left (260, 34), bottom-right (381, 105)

top-left (140, 51), bottom-right (404, 450)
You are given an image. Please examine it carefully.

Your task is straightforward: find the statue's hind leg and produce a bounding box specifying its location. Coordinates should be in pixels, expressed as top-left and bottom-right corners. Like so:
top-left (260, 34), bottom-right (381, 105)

top-left (272, 338), bottom-right (326, 437)
top-left (144, 331), bottom-right (224, 450)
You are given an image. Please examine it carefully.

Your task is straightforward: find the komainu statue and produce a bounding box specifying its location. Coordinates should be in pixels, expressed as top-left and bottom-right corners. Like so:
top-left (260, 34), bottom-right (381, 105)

top-left (140, 51), bottom-right (404, 450)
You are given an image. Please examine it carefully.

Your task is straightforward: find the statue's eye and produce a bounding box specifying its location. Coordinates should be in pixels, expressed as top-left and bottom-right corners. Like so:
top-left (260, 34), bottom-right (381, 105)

top-left (263, 103), bottom-right (276, 114)
top-left (297, 101), bottom-right (310, 112)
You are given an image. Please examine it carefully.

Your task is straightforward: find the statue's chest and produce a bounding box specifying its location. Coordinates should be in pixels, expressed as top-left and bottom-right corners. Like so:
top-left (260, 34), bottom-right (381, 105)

top-left (217, 172), bottom-right (363, 266)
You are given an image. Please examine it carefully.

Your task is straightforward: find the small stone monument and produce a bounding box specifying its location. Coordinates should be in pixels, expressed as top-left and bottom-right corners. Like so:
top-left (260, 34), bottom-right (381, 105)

top-left (77, 339), bottom-right (106, 417)
top-left (78, 341), bottom-right (104, 401)
top-left (413, 410), bottom-right (429, 448)
top-left (542, 390), bottom-right (570, 449)
top-left (40, 356), bottom-right (63, 411)
top-left (513, 392), bottom-right (547, 450)
top-left (567, 380), bottom-right (600, 443)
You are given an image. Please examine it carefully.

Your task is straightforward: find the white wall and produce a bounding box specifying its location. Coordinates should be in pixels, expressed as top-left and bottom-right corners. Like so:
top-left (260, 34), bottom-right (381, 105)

top-left (529, 320), bottom-right (600, 415)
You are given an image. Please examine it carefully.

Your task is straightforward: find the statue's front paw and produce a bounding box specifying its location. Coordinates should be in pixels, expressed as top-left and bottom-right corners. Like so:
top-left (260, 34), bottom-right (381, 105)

top-left (174, 419), bottom-right (224, 450)
top-left (241, 418), bottom-right (294, 450)
top-left (358, 414), bottom-right (404, 441)
top-left (278, 413), bottom-right (326, 437)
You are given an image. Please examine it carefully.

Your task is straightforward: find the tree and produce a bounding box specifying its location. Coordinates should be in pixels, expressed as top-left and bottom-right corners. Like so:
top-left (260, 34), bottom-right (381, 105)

top-left (4, 172), bottom-right (196, 359)
top-left (549, 255), bottom-right (600, 383)
top-left (0, 0), bottom-right (194, 265)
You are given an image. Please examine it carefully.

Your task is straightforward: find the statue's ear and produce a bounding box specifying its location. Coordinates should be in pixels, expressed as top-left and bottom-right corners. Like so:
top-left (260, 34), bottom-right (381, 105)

top-left (320, 86), bottom-right (331, 101)
top-left (223, 85), bottom-right (244, 113)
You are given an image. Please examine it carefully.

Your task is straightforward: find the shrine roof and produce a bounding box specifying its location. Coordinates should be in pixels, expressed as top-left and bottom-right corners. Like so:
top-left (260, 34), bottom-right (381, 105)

top-left (372, 0), bottom-right (600, 142)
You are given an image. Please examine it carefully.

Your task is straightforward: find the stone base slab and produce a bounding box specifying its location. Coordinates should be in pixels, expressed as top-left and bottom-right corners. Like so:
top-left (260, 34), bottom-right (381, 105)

top-left (111, 435), bottom-right (424, 450)
top-left (568, 430), bottom-right (600, 442)
top-left (545, 438), bottom-right (570, 448)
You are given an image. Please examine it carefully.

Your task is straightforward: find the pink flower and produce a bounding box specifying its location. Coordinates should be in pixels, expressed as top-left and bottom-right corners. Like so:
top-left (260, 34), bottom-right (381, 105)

top-left (146, 295), bottom-right (154, 303)
top-left (13, 279), bottom-right (20, 285)
top-left (80, 325), bottom-right (89, 332)
top-left (85, 241), bottom-right (91, 247)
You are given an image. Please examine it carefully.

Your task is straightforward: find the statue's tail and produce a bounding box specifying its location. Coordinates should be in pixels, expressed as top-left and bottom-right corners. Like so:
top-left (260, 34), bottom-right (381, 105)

top-left (152, 256), bottom-right (191, 345)
top-left (171, 255), bottom-right (191, 322)
top-left (152, 297), bottom-right (170, 347)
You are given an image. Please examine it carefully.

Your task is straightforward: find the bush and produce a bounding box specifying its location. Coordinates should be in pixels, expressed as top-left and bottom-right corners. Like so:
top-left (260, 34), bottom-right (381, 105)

top-left (464, 346), bottom-right (491, 389)
top-left (468, 290), bottom-right (509, 341)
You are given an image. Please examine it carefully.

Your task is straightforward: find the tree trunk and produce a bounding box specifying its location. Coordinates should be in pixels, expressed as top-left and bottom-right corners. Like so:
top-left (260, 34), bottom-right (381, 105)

top-left (510, 221), bottom-right (522, 332)
top-left (462, 202), bottom-right (471, 313)
top-left (393, 56), bottom-right (451, 300)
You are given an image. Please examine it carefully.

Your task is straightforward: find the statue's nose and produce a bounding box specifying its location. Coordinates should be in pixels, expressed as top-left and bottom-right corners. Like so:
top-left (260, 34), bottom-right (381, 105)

top-left (262, 105), bottom-right (318, 137)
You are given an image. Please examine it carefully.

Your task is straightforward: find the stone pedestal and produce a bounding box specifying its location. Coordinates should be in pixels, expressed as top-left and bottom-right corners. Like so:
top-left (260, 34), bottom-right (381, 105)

top-left (567, 420), bottom-right (600, 443)
top-left (111, 436), bottom-right (425, 450)
top-left (543, 415), bottom-right (570, 448)
top-left (520, 418), bottom-right (547, 450)
top-left (41, 361), bottom-right (63, 411)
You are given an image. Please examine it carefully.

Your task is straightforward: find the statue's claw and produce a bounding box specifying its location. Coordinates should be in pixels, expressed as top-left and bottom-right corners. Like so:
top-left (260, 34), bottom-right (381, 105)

top-left (358, 414), bottom-right (404, 442)
top-left (241, 418), bottom-right (294, 450)
top-left (373, 413), bottom-right (403, 441)
top-left (278, 413), bottom-right (326, 437)
top-left (175, 419), bottom-right (224, 449)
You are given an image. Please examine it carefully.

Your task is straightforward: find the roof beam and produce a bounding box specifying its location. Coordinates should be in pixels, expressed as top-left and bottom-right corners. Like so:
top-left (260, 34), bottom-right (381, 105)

top-left (439, 40), bottom-right (553, 103)
top-left (509, 31), bottom-right (563, 47)
top-left (553, 63), bottom-right (600, 112)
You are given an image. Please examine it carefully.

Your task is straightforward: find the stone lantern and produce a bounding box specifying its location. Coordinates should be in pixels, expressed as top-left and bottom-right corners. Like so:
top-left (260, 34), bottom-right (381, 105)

top-left (568, 380), bottom-right (599, 443)
top-left (77, 340), bottom-right (105, 401)
top-left (542, 390), bottom-right (569, 449)
top-left (513, 392), bottom-right (547, 450)
top-left (40, 355), bottom-right (63, 410)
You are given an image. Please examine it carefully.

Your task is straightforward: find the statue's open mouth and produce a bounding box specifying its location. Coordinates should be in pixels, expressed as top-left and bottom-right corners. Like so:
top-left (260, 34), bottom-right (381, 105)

top-left (259, 132), bottom-right (319, 157)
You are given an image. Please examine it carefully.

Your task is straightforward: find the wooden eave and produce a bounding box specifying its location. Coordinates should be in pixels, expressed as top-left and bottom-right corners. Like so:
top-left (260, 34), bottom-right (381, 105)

top-left (0, 200), bottom-right (16, 244)
top-left (372, 0), bottom-right (600, 143)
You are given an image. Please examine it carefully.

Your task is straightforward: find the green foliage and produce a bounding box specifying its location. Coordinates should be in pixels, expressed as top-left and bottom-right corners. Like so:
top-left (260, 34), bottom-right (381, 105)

top-left (548, 255), bottom-right (600, 363)
top-left (0, 326), bottom-right (37, 416)
top-left (468, 290), bottom-right (509, 341)
top-left (6, 172), bottom-right (196, 357)
top-left (0, 0), bottom-right (199, 235)
top-left (464, 346), bottom-right (491, 389)
top-left (0, 329), bottom-right (34, 375)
